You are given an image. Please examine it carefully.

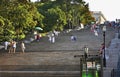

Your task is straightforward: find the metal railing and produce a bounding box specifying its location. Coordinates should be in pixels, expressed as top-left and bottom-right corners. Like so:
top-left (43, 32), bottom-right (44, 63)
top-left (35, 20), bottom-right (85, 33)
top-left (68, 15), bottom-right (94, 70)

top-left (111, 69), bottom-right (120, 77)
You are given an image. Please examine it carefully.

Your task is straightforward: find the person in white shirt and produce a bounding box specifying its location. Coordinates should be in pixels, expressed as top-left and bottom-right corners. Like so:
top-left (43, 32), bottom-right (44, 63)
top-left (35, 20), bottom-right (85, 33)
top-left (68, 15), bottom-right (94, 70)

top-left (21, 41), bottom-right (25, 53)
top-left (4, 41), bottom-right (9, 50)
top-left (51, 33), bottom-right (55, 43)
top-left (13, 41), bottom-right (17, 53)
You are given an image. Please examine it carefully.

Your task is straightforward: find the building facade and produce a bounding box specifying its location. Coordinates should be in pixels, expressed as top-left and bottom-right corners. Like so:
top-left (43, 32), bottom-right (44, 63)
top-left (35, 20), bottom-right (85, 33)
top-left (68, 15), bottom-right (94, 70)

top-left (91, 11), bottom-right (107, 24)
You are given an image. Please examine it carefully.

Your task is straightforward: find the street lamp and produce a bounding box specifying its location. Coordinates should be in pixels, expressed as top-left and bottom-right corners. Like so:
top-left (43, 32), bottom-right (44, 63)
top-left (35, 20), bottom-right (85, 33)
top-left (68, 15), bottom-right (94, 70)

top-left (84, 45), bottom-right (89, 77)
top-left (84, 45), bottom-right (89, 59)
top-left (102, 25), bottom-right (106, 67)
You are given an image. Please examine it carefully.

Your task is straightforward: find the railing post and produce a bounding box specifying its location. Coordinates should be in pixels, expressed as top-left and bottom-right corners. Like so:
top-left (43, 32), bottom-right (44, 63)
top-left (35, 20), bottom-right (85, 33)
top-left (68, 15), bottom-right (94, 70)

top-left (111, 69), bottom-right (114, 77)
top-left (80, 58), bottom-right (82, 77)
top-left (101, 55), bottom-right (103, 77)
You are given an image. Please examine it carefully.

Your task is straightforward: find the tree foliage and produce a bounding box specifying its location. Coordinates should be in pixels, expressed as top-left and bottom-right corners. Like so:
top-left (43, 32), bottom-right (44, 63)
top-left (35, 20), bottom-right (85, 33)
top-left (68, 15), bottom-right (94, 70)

top-left (0, 0), bottom-right (94, 42)
top-left (0, 16), bottom-right (14, 41)
top-left (0, 0), bottom-right (43, 41)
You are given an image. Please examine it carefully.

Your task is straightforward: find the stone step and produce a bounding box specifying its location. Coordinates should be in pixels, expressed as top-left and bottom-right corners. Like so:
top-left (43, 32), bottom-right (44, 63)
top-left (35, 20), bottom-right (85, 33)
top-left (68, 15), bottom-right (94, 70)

top-left (103, 68), bottom-right (113, 77)
top-left (0, 65), bottom-right (80, 71)
top-left (112, 69), bottom-right (120, 77)
top-left (0, 71), bottom-right (80, 77)
top-left (107, 64), bottom-right (118, 68)
top-left (107, 49), bottom-right (120, 52)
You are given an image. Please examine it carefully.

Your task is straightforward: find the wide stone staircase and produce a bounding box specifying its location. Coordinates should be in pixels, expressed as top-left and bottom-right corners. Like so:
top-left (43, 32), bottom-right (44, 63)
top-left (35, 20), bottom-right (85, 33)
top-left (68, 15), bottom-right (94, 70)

top-left (0, 27), bottom-right (115, 77)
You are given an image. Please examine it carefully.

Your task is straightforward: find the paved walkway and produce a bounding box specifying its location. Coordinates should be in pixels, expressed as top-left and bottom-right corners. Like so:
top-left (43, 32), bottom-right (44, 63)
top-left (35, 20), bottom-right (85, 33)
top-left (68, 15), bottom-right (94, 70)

top-left (104, 33), bottom-right (120, 77)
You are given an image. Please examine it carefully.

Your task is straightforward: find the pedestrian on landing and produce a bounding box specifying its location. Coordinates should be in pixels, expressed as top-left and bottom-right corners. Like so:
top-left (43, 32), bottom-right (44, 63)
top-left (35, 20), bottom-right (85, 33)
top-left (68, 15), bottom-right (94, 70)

top-left (21, 41), bottom-right (25, 53)
top-left (71, 35), bottom-right (77, 42)
top-left (99, 43), bottom-right (105, 55)
top-left (36, 34), bottom-right (40, 41)
top-left (51, 33), bottom-right (55, 43)
top-left (13, 41), bottom-right (17, 53)
top-left (8, 40), bottom-right (13, 53)
top-left (94, 29), bottom-right (98, 36)
top-left (48, 31), bottom-right (52, 43)
top-left (48, 34), bottom-right (52, 42)
top-left (4, 40), bottom-right (9, 50)
top-left (83, 45), bottom-right (89, 58)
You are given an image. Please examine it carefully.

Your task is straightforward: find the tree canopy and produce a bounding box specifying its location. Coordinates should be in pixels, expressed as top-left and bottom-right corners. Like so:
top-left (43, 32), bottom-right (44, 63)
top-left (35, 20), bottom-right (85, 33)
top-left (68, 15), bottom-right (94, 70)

top-left (0, 0), bottom-right (94, 41)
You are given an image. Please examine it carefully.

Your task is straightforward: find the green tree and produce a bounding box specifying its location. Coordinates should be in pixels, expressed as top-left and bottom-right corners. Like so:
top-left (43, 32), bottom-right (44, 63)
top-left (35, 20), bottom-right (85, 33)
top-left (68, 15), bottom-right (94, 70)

top-left (46, 7), bottom-right (66, 31)
top-left (0, 1), bottom-right (44, 40)
top-left (0, 16), bottom-right (14, 41)
top-left (10, 2), bottom-right (44, 39)
top-left (36, 1), bottom-right (66, 31)
top-left (55, 0), bottom-right (95, 26)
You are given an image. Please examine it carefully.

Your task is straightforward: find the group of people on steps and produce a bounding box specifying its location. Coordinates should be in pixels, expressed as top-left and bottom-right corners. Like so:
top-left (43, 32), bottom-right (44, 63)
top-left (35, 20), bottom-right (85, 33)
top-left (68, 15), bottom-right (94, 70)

top-left (4, 40), bottom-right (25, 53)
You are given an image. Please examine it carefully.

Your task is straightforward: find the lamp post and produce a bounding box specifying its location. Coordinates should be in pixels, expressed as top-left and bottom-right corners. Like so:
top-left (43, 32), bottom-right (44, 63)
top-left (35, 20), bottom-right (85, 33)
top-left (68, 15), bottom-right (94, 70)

top-left (84, 45), bottom-right (89, 59)
top-left (102, 25), bottom-right (106, 67)
top-left (84, 45), bottom-right (89, 77)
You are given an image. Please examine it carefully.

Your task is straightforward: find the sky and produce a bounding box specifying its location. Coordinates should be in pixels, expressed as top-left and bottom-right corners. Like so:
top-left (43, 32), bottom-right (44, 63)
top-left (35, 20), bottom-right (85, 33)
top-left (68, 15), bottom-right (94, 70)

top-left (84, 0), bottom-right (120, 21)
top-left (31, 0), bottom-right (120, 21)
top-left (31, 0), bottom-right (37, 2)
